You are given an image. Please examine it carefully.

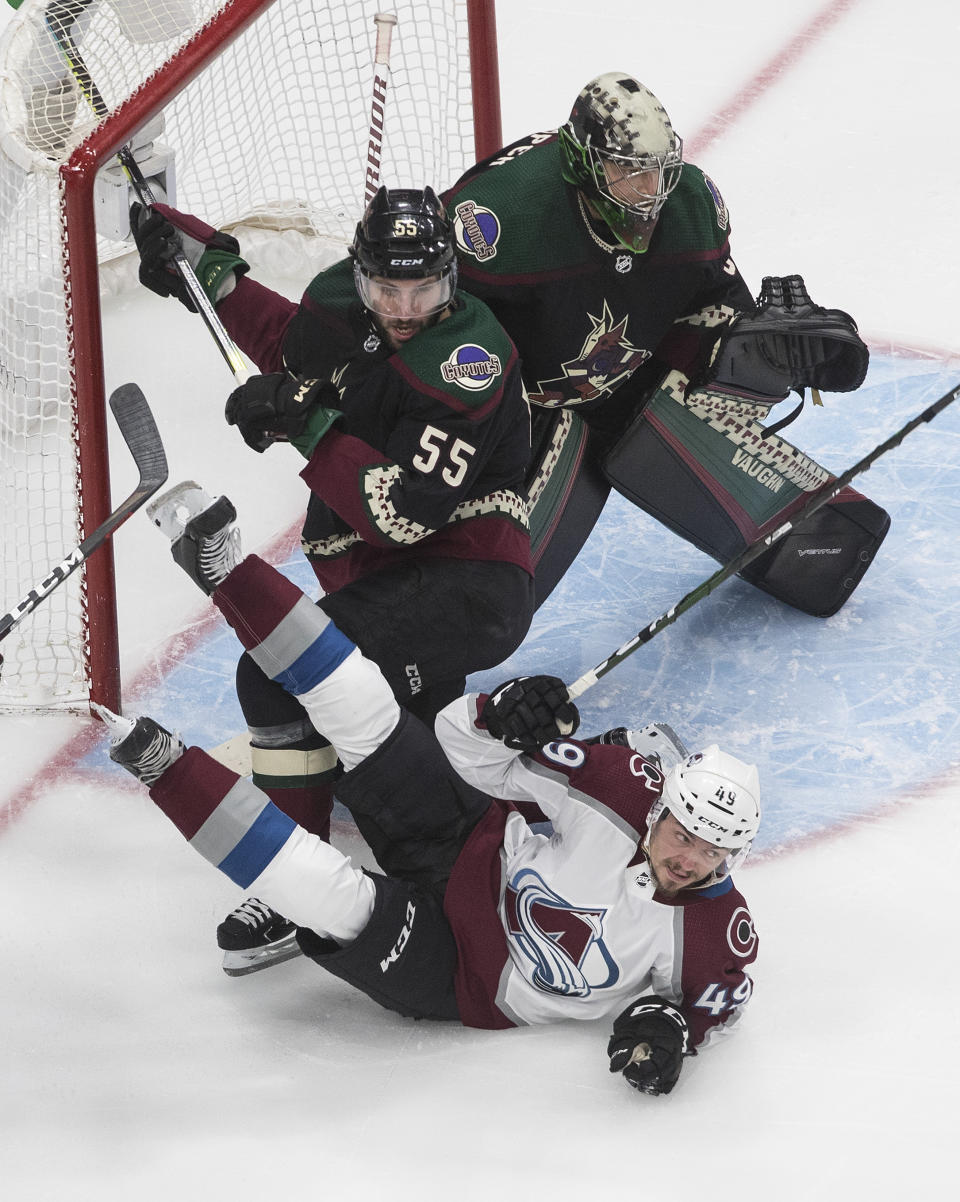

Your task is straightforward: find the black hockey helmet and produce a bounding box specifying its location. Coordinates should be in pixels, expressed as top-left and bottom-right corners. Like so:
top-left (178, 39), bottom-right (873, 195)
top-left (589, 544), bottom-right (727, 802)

top-left (352, 183), bottom-right (456, 275)
top-left (559, 72), bottom-right (683, 252)
top-left (351, 186), bottom-right (457, 318)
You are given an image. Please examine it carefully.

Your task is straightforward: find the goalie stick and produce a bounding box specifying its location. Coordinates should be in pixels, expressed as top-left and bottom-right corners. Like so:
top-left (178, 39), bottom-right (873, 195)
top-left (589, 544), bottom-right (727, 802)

top-left (44, 1), bottom-right (250, 383)
top-left (566, 379), bottom-right (960, 701)
top-left (0, 383), bottom-right (168, 648)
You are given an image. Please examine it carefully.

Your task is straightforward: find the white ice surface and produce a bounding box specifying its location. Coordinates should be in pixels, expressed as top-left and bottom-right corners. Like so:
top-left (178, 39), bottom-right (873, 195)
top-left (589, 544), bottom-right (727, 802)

top-left (2, 2), bottom-right (959, 1199)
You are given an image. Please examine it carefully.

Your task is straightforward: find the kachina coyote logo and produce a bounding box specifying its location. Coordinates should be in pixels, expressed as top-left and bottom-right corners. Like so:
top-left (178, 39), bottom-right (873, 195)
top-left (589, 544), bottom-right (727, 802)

top-left (441, 343), bottom-right (502, 391)
top-left (452, 200), bottom-right (501, 260)
top-left (504, 868), bottom-right (619, 996)
top-left (529, 301), bottom-right (650, 407)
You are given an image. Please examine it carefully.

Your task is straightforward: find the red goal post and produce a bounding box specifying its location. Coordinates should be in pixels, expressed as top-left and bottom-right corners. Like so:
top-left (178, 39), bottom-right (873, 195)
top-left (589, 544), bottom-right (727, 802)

top-left (0, 0), bottom-right (502, 712)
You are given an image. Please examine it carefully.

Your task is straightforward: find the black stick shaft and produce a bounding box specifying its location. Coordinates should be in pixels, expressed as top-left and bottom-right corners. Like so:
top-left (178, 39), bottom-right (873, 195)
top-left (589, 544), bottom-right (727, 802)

top-left (566, 381), bottom-right (960, 700)
top-left (45, 5), bottom-right (249, 382)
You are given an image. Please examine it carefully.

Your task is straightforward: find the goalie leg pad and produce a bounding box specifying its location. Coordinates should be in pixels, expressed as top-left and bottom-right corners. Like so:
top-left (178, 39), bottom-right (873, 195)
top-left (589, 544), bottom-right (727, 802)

top-left (737, 491), bottom-right (890, 617)
top-left (525, 408), bottom-right (610, 610)
top-left (602, 370), bottom-right (890, 617)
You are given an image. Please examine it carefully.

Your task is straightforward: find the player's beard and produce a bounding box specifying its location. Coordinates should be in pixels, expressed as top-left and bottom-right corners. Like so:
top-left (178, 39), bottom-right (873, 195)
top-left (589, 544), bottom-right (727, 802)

top-left (648, 858), bottom-right (704, 896)
top-left (376, 310), bottom-right (441, 351)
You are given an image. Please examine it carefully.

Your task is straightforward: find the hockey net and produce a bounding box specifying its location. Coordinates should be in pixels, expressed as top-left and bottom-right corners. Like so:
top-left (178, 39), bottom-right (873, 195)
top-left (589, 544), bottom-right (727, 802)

top-left (0, 0), bottom-right (500, 710)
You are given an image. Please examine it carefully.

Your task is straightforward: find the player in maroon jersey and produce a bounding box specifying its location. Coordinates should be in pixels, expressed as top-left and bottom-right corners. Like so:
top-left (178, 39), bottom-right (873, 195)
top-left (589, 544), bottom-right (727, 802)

top-left (100, 496), bottom-right (760, 1097)
top-left (132, 186), bottom-right (536, 973)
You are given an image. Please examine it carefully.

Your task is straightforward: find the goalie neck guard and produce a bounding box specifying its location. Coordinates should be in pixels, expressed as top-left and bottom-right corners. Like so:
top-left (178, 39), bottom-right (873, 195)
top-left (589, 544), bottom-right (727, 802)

top-left (646, 746), bottom-right (761, 878)
top-left (351, 186), bottom-right (458, 317)
top-left (559, 72), bottom-right (683, 253)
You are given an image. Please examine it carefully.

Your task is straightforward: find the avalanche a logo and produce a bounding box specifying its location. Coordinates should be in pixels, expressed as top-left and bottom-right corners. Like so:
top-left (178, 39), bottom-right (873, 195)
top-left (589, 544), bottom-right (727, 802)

top-left (441, 343), bottom-right (503, 391)
top-left (504, 868), bottom-right (619, 996)
top-left (529, 300), bottom-right (650, 407)
top-left (452, 199), bottom-right (501, 260)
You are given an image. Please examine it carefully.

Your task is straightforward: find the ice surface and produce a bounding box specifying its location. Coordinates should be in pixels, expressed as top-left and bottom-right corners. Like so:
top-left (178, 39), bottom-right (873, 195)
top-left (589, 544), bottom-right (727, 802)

top-left (1, 2), bottom-right (959, 1199)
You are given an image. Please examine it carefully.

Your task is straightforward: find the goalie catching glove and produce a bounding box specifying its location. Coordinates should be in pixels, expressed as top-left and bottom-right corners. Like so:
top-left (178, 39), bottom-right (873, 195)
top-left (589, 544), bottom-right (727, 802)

top-left (481, 675), bottom-right (579, 752)
top-left (130, 202), bottom-right (249, 312)
top-left (705, 274), bottom-right (869, 398)
top-left (225, 373), bottom-right (343, 457)
top-left (607, 995), bottom-right (690, 1096)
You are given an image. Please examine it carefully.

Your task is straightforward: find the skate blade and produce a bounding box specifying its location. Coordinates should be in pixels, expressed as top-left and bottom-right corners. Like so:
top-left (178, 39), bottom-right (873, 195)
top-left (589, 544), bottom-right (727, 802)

top-left (220, 932), bottom-right (303, 977)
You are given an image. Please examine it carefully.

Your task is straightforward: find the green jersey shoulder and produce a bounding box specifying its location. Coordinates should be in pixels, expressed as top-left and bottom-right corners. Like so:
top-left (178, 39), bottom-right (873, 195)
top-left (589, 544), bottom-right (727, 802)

top-left (396, 292), bottom-right (516, 410)
top-left (443, 133), bottom-right (732, 276)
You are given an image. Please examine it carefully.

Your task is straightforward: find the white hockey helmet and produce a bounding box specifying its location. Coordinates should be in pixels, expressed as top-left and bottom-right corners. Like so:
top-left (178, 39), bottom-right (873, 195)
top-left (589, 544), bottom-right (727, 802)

top-left (647, 746), bottom-right (761, 875)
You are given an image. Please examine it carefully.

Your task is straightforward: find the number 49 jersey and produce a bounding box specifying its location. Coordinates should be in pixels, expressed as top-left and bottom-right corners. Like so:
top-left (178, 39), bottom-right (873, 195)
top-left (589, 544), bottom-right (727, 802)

top-left (436, 695), bottom-right (759, 1045)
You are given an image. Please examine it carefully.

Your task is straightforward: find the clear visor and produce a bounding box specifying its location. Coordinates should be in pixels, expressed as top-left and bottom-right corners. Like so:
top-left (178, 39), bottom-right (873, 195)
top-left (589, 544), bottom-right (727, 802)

top-left (590, 140), bottom-right (683, 220)
top-left (355, 267), bottom-right (454, 319)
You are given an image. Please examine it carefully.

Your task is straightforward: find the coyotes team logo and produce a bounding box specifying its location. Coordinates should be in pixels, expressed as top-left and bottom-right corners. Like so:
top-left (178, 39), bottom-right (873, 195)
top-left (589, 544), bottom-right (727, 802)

top-left (452, 200), bottom-right (501, 260)
top-left (504, 868), bottom-right (619, 996)
top-left (529, 301), bottom-right (651, 407)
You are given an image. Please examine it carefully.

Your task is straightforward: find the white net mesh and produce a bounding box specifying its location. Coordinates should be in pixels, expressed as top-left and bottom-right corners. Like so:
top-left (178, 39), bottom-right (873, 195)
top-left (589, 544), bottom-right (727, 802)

top-left (0, 0), bottom-right (487, 709)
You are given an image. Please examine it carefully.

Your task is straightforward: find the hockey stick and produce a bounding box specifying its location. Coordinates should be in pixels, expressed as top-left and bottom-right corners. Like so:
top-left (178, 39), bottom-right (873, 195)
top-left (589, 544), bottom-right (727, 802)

top-left (44, 2), bottom-right (250, 383)
top-left (566, 380), bottom-right (960, 701)
top-left (364, 12), bottom-right (398, 206)
top-left (0, 384), bottom-right (169, 647)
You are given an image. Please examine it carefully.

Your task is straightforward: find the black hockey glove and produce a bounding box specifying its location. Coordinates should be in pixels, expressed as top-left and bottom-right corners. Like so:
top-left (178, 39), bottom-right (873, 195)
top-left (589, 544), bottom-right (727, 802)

top-left (481, 675), bottom-right (579, 752)
top-left (225, 373), bottom-right (343, 456)
top-left (607, 995), bottom-right (690, 1097)
top-left (130, 202), bottom-right (249, 312)
top-left (705, 274), bottom-right (869, 397)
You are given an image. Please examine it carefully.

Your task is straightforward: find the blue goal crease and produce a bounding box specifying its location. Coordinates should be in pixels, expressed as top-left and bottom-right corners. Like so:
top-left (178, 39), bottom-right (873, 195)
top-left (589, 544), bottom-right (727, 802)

top-left (84, 357), bottom-right (960, 854)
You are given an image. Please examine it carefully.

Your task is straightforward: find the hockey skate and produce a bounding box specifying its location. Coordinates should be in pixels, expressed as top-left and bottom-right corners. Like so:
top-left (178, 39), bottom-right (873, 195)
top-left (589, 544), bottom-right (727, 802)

top-left (217, 897), bottom-right (302, 977)
top-left (146, 480), bottom-right (242, 595)
top-left (95, 705), bottom-right (185, 786)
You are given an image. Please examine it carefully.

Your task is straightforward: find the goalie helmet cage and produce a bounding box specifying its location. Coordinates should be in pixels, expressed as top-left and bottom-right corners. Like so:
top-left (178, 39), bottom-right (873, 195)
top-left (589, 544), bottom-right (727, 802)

top-left (0, 0), bottom-right (502, 712)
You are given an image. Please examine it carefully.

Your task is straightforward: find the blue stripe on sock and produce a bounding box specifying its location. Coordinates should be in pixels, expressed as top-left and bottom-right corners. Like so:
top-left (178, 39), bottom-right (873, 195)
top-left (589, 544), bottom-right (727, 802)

top-left (217, 803), bottom-right (298, 889)
top-left (271, 623), bottom-right (356, 695)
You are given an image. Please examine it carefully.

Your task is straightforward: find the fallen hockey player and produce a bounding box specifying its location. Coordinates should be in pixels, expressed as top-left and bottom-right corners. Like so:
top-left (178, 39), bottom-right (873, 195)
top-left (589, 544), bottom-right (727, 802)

top-left (99, 489), bottom-right (761, 1096)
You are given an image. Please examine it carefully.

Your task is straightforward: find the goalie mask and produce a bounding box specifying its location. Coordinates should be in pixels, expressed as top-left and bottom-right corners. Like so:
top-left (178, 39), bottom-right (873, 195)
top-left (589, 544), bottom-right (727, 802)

top-left (646, 746), bottom-right (761, 877)
top-left (352, 186), bottom-right (458, 318)
top-left (559, 72), bottom-right (683, 253)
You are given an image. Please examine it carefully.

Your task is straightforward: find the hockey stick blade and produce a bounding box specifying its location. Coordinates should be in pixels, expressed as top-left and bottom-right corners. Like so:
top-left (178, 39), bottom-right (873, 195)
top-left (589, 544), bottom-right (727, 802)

top-left (566, 379), bottom-right (960, 701)
top-left (0, 384), bottom-right (168, 645)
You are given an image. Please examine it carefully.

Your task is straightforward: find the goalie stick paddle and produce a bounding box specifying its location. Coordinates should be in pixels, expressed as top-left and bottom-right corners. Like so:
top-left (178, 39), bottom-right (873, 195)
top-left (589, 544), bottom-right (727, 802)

top-left (44, 2), bottom-right (250, 384)
top-left (0, 384), bottom-right (169, 646)
top-left (565, 379), bottom-right (960, 702)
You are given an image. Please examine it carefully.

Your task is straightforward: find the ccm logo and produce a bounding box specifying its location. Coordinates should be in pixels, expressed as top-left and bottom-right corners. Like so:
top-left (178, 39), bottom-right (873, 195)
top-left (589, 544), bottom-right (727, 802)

top-left (380, 901), bottom-right (416, 973)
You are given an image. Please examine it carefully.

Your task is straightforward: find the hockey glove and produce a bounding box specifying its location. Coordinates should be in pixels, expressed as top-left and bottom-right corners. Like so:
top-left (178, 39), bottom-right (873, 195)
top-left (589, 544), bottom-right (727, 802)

top-left (130, 202), bottom-right (249, 312)
top-left (705, 274), bottom-right (869, 397)
top-left (607, 995), bottom-right (690, 1097)
top-left (225, 373), bottom-right (343, 456)
top-left (481, 675), bottom-right (579, 752)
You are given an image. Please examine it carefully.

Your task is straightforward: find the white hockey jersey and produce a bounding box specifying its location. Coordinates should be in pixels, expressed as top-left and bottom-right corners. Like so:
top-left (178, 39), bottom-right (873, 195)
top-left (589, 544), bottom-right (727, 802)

top-left (436, 694), bottom-right (758, 1044)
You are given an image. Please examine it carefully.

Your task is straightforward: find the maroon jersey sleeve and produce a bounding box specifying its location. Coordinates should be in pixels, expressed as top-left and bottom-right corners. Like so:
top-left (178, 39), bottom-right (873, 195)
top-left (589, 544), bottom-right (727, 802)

top-left (676, 882), bottom-right (758, 1050)
top-left (216, 276), bottom-right (298, 373)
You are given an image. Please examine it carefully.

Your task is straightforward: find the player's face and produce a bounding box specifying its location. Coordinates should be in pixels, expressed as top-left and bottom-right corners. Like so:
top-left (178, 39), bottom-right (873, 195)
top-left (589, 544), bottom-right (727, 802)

top-left (646, 811), bottom-right (731, 895)
top-left (601, 157), bottom-right (661, 212)
top-left (365, 274), bottom-right (449, 349)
